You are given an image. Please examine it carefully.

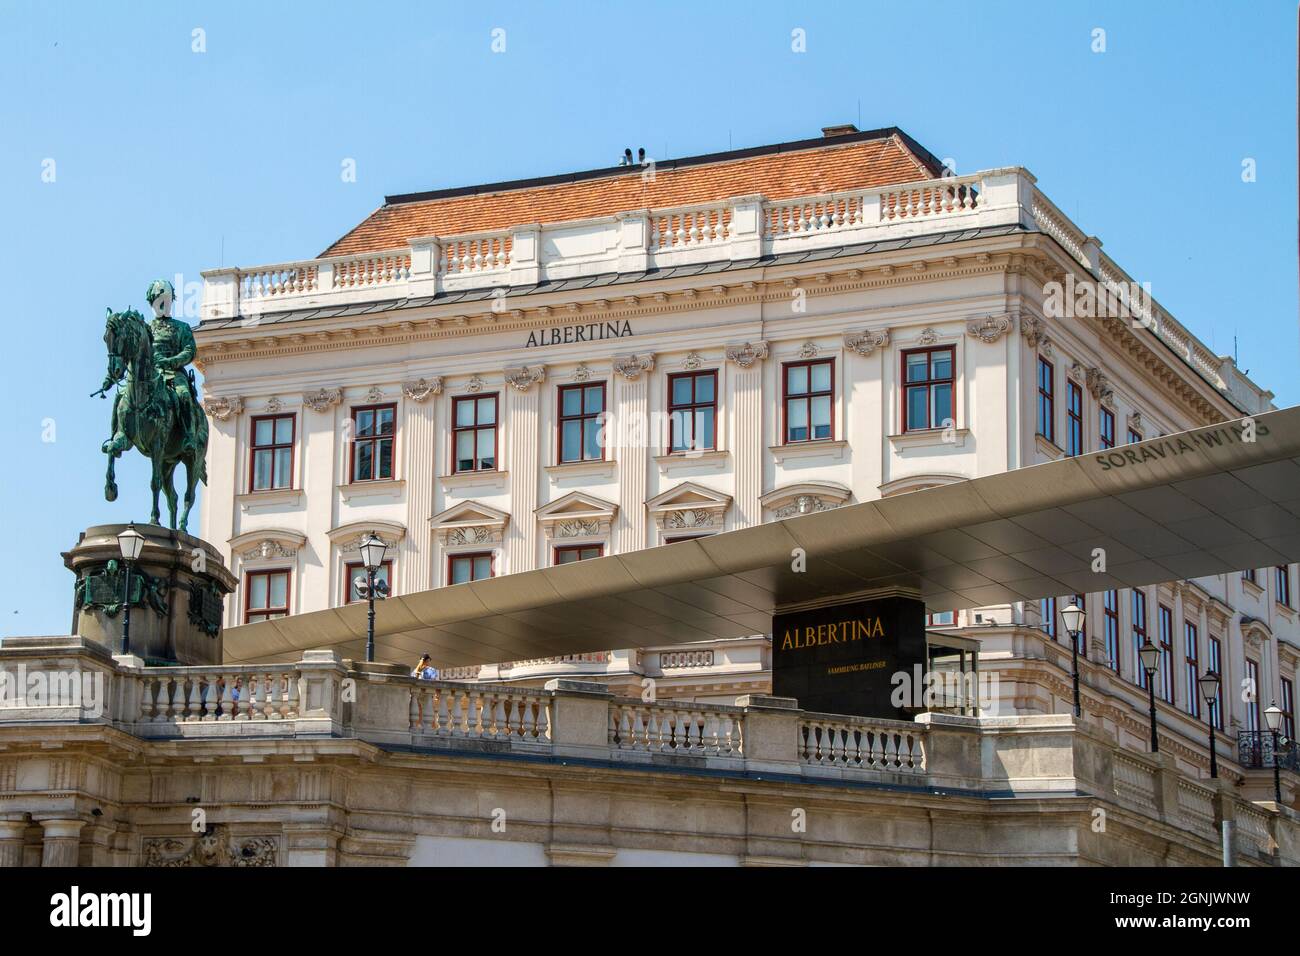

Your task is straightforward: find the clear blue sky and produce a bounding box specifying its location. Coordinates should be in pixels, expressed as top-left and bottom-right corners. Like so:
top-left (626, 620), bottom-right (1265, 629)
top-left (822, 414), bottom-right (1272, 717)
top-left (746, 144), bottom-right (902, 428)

top-left (1, 0), bottom-right (1296, 635)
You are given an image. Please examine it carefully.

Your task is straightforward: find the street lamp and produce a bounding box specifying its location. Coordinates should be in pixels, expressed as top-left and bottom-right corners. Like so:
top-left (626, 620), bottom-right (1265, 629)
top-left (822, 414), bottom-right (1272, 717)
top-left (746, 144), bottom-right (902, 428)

top-left (1060, 602), bottom-right (1085, 718)
top-left (116, 523), bottom-right (145, 656)
top-left (358, 532), bottom-right (388, 663)
top-left (1198, 670), bottom-right (1220, 778)
top-left (1139, 639), bottom-right (1161, 753)
top-left (1264, 700), bottom-right (1285, 804)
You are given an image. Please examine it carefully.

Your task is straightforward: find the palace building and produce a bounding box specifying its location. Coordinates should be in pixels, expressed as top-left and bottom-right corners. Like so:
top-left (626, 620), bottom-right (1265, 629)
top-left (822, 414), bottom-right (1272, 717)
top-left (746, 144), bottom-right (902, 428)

top-left (8, 124), bottom-right (1297, 869)
top-left (193, 124), bottom-right (1292, 781)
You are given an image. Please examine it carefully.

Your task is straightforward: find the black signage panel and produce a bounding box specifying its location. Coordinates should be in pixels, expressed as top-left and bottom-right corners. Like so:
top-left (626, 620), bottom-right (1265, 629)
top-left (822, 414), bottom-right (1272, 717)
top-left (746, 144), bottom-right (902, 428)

top-left (772, 596), bottom-right (926, 719)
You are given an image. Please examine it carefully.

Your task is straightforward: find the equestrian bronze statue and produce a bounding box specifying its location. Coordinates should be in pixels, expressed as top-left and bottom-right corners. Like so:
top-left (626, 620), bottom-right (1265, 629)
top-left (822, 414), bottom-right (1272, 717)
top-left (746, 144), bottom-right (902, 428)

top-left (97, 279), bottom-right (209, 531)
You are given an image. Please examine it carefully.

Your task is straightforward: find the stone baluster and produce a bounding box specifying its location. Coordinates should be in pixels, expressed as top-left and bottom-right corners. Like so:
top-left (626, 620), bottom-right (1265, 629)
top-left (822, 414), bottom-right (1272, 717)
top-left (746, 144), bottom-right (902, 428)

top-left (535, 700), bottom-right (550, 741)
top-left (436, 689), bottom-right (450, 735)
top-left (186, 675), bottom-right (203, 721)
top-left (493, 696), bottom-right (507, 739)
top-left (152, 679), bottom-right (169, 723)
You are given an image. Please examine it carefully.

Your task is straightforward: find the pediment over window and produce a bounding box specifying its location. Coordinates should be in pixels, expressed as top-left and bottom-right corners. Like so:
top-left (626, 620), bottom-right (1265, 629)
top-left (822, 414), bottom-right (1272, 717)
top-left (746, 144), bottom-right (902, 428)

top-left (878, 473), bottom-right (969, 498)
top-left (760, 481), bottom-right (852, 519)
top-left (646, 481), bottom-right (731, 531)
top-left (536, 491), bottom-right (618, 540)
top-left (326, 519), bottom-right (407, 556)
top-left (229, 528), bottom-right (307, 562)
top-left (1240, 615), bottom-right (1273, 651)
top-left (430, 500), bottom-right (510, 546)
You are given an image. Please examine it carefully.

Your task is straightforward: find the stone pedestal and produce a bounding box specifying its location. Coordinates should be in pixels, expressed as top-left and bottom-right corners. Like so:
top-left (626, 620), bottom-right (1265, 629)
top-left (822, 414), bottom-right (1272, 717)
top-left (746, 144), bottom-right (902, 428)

top-left (62, 524), bottom-right (237, 666)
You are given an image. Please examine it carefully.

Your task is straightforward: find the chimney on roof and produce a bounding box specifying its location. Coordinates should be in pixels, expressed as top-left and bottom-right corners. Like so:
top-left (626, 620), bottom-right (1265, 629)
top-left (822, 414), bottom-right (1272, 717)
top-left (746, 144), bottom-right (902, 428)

top-left (821, 124), bottom-right (859, 138)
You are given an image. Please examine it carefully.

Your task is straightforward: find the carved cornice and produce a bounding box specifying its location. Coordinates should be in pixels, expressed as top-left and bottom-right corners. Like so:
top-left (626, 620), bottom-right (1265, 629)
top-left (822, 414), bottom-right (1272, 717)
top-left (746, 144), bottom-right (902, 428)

top-left (302, 387), bottom-right (342, 412)
top-left (504, 365), bottom-right (546, 391)
top-left (725, 341), bottom-right (769, 368)
top-left (612, 353), bottom-right (655, 380)
top-left (402, 377), bottom-right (443, 402)
top-left (202, 395), bottom-right (243, 421)
top-left (966, 314), bottom-right (1012, 344)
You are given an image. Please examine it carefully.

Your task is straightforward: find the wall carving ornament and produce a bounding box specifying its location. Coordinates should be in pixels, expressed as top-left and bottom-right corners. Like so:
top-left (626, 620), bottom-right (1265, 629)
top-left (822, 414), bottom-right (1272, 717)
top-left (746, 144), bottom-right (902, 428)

top-left (402, 377), bottom-right (443, 402)
top-left (966, 314), bottom-right (1012, 344)
top-left (554, 519), bottom-right (601, 539)
top-left (798, 341), bottom-right (820, 358)
top-left (1020, 315), bottom-right (1048, 349)
top-left (302, 387), bottom-right (342, 412)
top-left (265, 396), bottom-right (284, 414)
top-left (447, 526), bottom-right (498, 546)
top-left (365, 386), bottom-right (385, 403)
top-left (143, 826), bottom-right (278, 867)
top-left (918, 328), bottom-right (939, 345)
top-left (683, 351), bottom-right (705, 370)
top-left (663, 509), bottom-right (716, 530)
top-left (1086, 366), bottom-right (1115, 405)
top-left (241, 539), bottom-right (297, 560)
top-left (572, 363), bottom-right (593, 381)
top-left (773, 495), bottom-right (838, 518)
top-left (202, 395), bottom-right (243, 421)
top-left (724, 341), bottom-right (769, 368)
top-left (613, 353), bottom-right (655, 380)
top-left (842, 329), bottom-right (890, 356)
top-left (504, 365), bottom-right (547, 391)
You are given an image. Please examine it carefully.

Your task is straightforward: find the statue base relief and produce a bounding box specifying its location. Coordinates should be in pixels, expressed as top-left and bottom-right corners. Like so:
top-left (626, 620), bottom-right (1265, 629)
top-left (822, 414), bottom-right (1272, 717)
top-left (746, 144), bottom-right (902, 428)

top-left (62, 524), bottom-right (236, 666)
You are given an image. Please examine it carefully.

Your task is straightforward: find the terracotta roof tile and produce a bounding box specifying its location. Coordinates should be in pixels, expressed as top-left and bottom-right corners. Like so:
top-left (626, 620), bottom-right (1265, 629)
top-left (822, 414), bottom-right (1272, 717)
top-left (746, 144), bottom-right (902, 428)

top-left (321, 130), bottom-right (940, 258)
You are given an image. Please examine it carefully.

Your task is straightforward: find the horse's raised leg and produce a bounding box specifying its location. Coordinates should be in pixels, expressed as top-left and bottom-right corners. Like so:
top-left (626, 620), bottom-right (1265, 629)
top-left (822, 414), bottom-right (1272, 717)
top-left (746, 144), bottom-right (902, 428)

top-left (162, 461), bottom-right (179, 530)
top-left (179, 456), bottom-right (199, 533)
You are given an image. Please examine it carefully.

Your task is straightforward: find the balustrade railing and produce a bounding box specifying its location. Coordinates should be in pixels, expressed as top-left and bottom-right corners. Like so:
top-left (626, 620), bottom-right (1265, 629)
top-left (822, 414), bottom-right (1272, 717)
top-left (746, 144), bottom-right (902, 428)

top-left (440, 232), bottom-right (512, 274)
top-left (135, 666), bottom-right (302, 724)
top-left (798, 715), bottom-right (926, 773)
top-left (1238, 729), bottom-right (1299, 771)
top-left (330, 250), bottom-right (411, 289)
top-left (408, 683), bottom-right (550, 742)
top-left (608, 700), bottom-right (742, 757)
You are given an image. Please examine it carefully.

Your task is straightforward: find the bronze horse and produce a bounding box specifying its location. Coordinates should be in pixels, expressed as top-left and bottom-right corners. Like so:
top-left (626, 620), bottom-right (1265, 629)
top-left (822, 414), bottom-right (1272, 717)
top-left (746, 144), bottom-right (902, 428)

top-left (100, 308), bottom-right (207, 531)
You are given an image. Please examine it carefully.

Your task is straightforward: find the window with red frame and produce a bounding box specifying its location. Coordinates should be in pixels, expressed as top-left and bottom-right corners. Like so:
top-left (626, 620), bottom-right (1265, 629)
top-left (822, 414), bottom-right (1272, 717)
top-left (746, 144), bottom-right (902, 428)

top-left (1036, 357), bottom-right (1054, 442)
top-left (1103, 589), bottom-right (1120, 672)
top-left (1282, 677), bottom-right (1295, 740)
top-left (1158, 604), bottom-right (1175, 704)
top-left (351, 404), bottom-right (395, 482)
top-left (783, 359), bottom-right (833, 443)
top-left (1243, 568), bottom-right (1258, 585)
top-left (558, 382), bottom-right (606, 463)
top-left (448, 552), bottom-right (493, 585)
top-left (902, 346), bottom-right (954, 432)
top-left (1276, 565), bottom-right (1292, 607)
top-left (245, 569), bottom-right (290, 623)
top-left (1066, 381), bottom-right (1084, 456)
top-left (453, 394), bottom-right (498, 473)
top-left (1099, 407), bottom-right (1115, 450)
top-left (345, 560), bottom-right (392, 604)
top-left (1208, 636), bottom-right (1224, 729)
top-left (554, 544), bottom-right (602, 564)
top-left (1184, 621), bottom-right (1200, 718)
top-left (1133, 589), bottom-right (1149, 689)
top-left (1127, 427), bottom-right (1142, 444)
top-left (250, 414), bottom-right (294, 491)
top-left (668, 370), bottom-right (717, 452)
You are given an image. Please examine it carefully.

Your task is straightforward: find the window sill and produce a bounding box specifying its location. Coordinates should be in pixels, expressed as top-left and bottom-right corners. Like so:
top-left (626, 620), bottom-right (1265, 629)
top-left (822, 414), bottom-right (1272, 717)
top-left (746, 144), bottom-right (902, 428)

top-left (237, 488), bottom-right (303, 513)
top-left (887, 427), bottom-right (970, 450)
top-left (1034, 433), bottom-right (1065, 461)
top-left (653, 449), bottom-right (730, 473)
top-left (768, 439), bottom-right (848, 464)
top-left (545, 459), bottom-right (617, 480)
top-left (338, 479), bottom-right (405, 503)
top-left (440, 470), bottom-right (509, 492)
top-left (1242, 578), bottom-right (1264, 595)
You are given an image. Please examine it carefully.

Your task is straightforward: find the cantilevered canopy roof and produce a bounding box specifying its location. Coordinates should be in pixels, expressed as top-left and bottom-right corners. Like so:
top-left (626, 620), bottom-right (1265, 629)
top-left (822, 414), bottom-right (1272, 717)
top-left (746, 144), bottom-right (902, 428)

top-left (225, 407), bottom-right (1300, 665)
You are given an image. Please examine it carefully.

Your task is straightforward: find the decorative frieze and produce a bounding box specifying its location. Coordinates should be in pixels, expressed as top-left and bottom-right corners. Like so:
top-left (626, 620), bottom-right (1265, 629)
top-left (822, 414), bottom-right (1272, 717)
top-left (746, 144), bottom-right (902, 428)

top-left (843, 329), bottom-right (890, 356)
top-left (447, 526), bottom-right (498, 546)
top-left (966, 314), bottom-right (1012, 344)
top-left (202, 395), bottom-right (243, 421)
top-left (241, 539), bottom-right (297, 560)
top-left (364, 385), bottom-right (385, 403)
top-left (663, 509), bottom-right (717, 531)
top-left (683, 351), bottom-right (705, 370)
top-left (798, 341), bottom-right (820, 358)
top-left (302, 387), bottom-right (342, 412)
top-left (612, 353), bottom-right (655, 380)
top-left (465, 374), bottom-right (486, 393)
top-left (402, 377), bottom-right (443, 402)
top-left (724, 341), bottom-right (769, 368)
top-left (917, 328), bottom-right (939, 345)
top-left (537, 491), bottom-right (618, 540)
top-left (773, 495), bottom-right (838, 518)
top-left (572, 363), bottom-right (593, 381)
top-left (265, 396), bottom-right (284, 413)
top-left (504, 365), bottom-right (547, 391)
top-left (431, 501), bottom-right (510, 546)
top-left (143, 826), bottom-right (278, 867)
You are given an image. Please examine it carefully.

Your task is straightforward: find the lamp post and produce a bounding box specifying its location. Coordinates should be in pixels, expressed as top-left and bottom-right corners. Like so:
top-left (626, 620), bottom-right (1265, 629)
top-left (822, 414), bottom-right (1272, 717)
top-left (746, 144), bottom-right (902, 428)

top-left (1060, 602), bottom-right (1085, 718)
top-left (1198, 670), bottom-right (1220, 778)
top-left (358, 532), bottom-right (388, 663)
top-left (1264, 701), bottom-right (1285, 804)
top-left (116, 523), bottom-right (145, 656)
top-left (1139, 639), bottom-right (1161, 753)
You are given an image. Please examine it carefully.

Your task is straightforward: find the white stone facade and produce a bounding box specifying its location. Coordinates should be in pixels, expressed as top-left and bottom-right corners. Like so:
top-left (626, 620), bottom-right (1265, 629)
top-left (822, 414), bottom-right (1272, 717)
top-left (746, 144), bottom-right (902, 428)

top-left (193, 135), bottom-right (1296, 784)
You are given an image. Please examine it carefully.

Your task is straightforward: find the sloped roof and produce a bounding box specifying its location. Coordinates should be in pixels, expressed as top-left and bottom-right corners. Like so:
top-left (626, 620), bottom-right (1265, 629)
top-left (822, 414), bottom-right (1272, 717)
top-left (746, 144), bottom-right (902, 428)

top-left (321, 127), bottom-right (944, 258)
